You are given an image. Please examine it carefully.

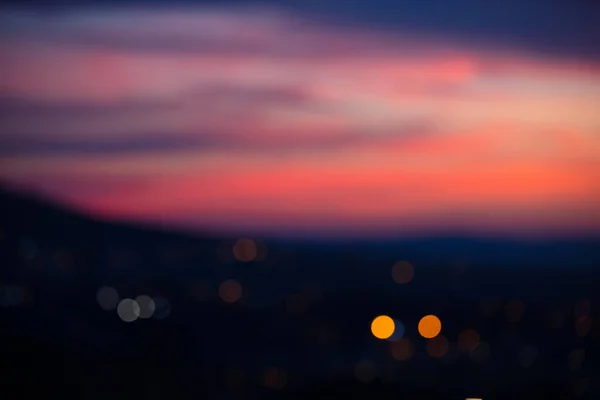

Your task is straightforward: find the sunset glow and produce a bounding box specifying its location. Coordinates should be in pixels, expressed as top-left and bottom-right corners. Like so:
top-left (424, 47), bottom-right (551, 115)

top-left (1, 6), bottom-right (599, 238)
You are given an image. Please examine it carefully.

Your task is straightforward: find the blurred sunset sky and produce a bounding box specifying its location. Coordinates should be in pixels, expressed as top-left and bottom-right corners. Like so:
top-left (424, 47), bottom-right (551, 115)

top-left (1, 0), bottom-right (600, 238)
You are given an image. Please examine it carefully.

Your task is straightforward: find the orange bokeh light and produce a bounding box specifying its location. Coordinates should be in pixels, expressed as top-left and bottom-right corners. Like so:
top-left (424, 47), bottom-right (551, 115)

top-left (458, 329), bottom-right (481, 352)
top-left (371, 315), bottom-right (395, 340)
top-left (426, 335), bottom-right (449, 358)
top-left (219, 279), bottom-right (242, 303)
top-left (233, 238), bottom-right (257, 262)
top-left (391, 338), bottom-right (414, 361)
top-left (418, 315), bottom-right (442, 339)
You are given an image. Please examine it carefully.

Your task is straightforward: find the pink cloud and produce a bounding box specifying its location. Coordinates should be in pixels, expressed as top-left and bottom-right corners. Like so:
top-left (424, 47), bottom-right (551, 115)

top-left (1, 7), bottom-right (600, 237)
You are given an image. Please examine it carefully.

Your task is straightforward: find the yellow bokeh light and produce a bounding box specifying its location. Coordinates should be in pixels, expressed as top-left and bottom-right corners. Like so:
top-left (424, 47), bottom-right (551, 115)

top-left (418, 314), bottom-right (442, 339)
top-left (371, 315), bottom-right (395, 339)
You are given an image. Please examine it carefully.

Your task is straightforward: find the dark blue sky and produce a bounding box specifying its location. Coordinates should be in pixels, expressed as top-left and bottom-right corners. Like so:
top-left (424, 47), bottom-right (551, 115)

top-left (3, 0), bottom-right (599, 60)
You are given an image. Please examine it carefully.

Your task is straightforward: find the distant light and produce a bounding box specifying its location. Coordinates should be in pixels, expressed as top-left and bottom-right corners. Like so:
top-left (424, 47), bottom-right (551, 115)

top-left (418, 315), bottom-right (442, 339)
top-left (567, 349), bottom-right (585, 371)
top-left (223, 367), bottom-right (244, 389)
top-left (426, 335), bottom-right (449, 358)
top-left (304, 283), bottom-right (323, 302)
top-left (480, 298), bottom-right (501, 318)
top-left (255, 241), bottom-right (269, 261)
top-left (458, 329), bottom-right (480, 352)
top-left (188, 281), bottom-right (210, 302)
top-left (517, 345), bottom-right (538, 368)
top-left (0, 284), bottom-right (28, 308)
top-left (134, 295), bottom-right (156, 319)
top-left (391, 338), bottom-right (414, 361)
top-left (354, 360), bottom-right (376, 383)
top-left (219, 279), bottom-right (242, 304)
top-left (391, 261), bottom-right (414, 284)
top-left (153, 296), bottom-right (171, 319)
top-left (465, 398), bottom-right (483, 400)
top-left (441, 342), bottom-right (459, 364)
top-left (574, 299), bottom-right (591, 318)
top-left (96, 286), bottom-right (120, 311)
top-left (53, 250), bottom-right (74, 270)
top-left (470, 341), bottom-right (490, 364)
top-left (504, 299), bottom-right (525, 323)
top-left (575, 316), bottom-right (592, 337)
top-left (20, 237), bottom-right (38, 260)
top-left (371, 315), bottom-right (395, 339)
top-left (286, 293), bottom-right (309, 315)
top-left (263, 367), bottom-right (287, 390)
top-left (547, 309), bottom-right (566, 329)
top-left (574, 378), bottom-right (589, 397)
top-left (233, 239), bottom-right (257, 262)
top-left (117, 298), bottom-right (140, 322)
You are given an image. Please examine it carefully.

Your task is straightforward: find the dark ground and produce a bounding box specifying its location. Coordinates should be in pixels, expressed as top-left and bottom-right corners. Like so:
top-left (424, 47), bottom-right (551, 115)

top-left (1, 186), bottom-right (599, 399)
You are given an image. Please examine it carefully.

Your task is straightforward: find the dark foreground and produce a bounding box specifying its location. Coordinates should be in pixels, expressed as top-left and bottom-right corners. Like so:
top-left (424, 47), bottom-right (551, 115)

top-left (1, 187), bottom-right (599, 399)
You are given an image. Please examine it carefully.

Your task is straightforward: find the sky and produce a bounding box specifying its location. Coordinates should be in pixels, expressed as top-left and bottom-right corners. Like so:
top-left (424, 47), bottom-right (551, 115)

top-left (1, 0), bottom-right (600, 238)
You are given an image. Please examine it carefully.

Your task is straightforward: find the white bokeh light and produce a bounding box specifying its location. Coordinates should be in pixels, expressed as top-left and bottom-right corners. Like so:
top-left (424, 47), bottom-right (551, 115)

top-left (152, 296), bottom-right (171, 320)
top-left (117, 298), bottom-right (140, 322)
top-left (134, 295), bottom-right (156, 319)
top-left (96, 286), bottom-right (120, 311)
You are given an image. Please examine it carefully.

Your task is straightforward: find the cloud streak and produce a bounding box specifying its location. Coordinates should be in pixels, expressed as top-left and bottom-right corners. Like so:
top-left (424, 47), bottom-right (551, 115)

top-left (1, 5), bottom-right (600, 237)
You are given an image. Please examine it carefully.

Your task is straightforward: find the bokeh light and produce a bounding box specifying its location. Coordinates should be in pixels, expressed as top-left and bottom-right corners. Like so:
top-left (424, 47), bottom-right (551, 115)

top-left (418, 315), bottom-right (442, 338)
top-left (117, 298), bottom-right (140, 322)
top-left (504, 299), bottom-right (525, 323)
top-left (371, 315), bottom-right (395, 339)
top-left (388, 319), bottom-right (405, 341)
top-left (574, 299), bottom-right (591, 318)
top-left (304, 283), bottom-right (323, 303)
top-left (286, 293), bottom-right (309, 316)
top-left (547, 308), bottom-right (566, 329)
top-left (458, 329), bottom-right (480, 352)
top-left (224, 367), bottom-right (244, 390)
top-left (574, 378), bottom-right (589, 397)
top-left (219, 279), bottom-right (242, 304)
top-left (567, 349), bottom-right (585, 371)
top-left (96, 286), bottom-right (119, 311)
top-left (254, 241), bottom-right (269, 261)
top-left (20, 237), bottom-right (38, 260)
top-left (480, 298), bottom-right (502, 318)
top-left (134, 295), bottom-right (156, 319)
top-left (263, 367), bottom-right (287, 390)
top-left (391, 260), bottom-right (414, 284)
top-left (233, 239), bottom-right (257, 262)
top-left (188, 281), bottom-right (210, 302)
top-left (0, 284), bottom-right (29, 308)
top-left (426, 335), bottom-right (449, 358)
top-left (517, 345), bottom-right (538, 368)
top-left (391, 338), bottom-right (414, 361)
top-left (441, 343), bottom-right (460, 364)
top-left (575, 316), bottom-right (592, 337)
top-left (153, 296), bottom-right (171, 320)
top-left (354, 360), bottom-right (376, 383)
top-left (470, 341), bottom-right (490, 364)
